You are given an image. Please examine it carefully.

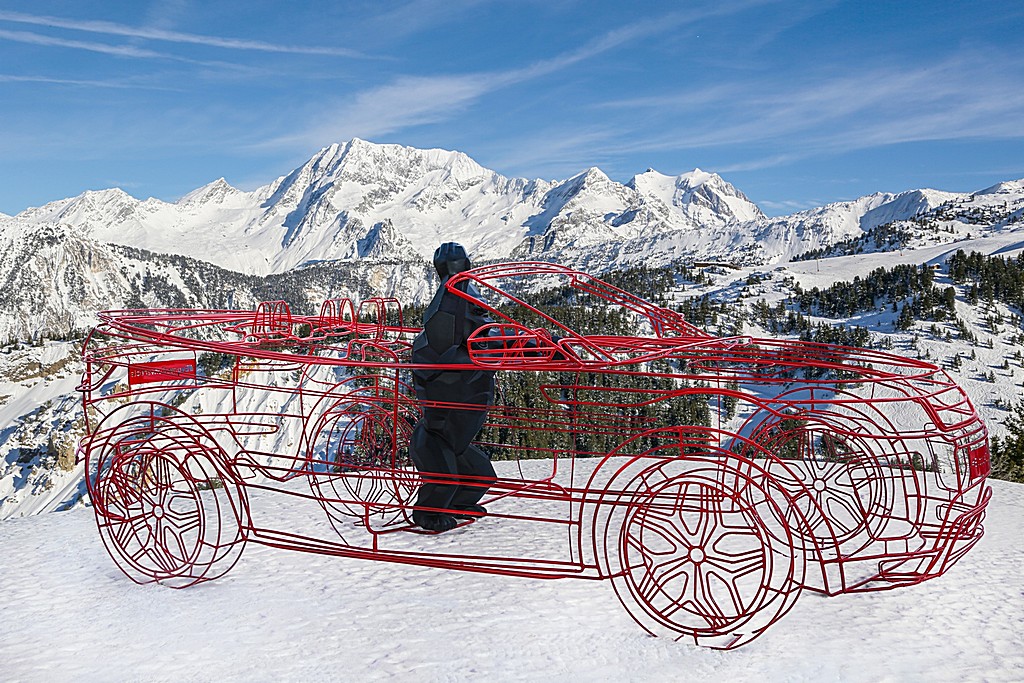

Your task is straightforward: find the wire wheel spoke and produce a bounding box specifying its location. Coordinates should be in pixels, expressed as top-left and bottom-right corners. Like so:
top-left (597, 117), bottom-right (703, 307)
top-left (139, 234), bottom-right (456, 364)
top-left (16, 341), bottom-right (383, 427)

top-left (310, 397), bottom-right (418, 527)
top-left (632, 553), bottom-right (693, 606)
top-left (760, 430), bottom-right (878, 547)
top-left (703, 542), bottom-right (767, 584)
top-left (148, 456), bottom-right (174, 505)
top-left (157, 517), bottom-right (197, 568)
top-left (624, 523), bottom-right (693, 596)
top-left (144, 528), bottom-right (182, 574)
top-left (689, 486), bottom-right (726, 547)
top-left (112, 509), bottom-right (154, 562)
top-left (609, 451), bottom-right (805, 650)
top-left (815, 460), bottom-right (851, 487)
top-left (690, 565), bottom-right (742, 628)
top-left (90, 411), bottom-right (247, 588)
top-left (818, 488), bottom-right (865, 535)
top-left (624, 483), bottom-right (765, 630)
top-left (163, 493), bottom-right (203, 534)
top-left (632, 506), bottom-right (690, 554)
top-left (790, 463), bottom-right (870, 542)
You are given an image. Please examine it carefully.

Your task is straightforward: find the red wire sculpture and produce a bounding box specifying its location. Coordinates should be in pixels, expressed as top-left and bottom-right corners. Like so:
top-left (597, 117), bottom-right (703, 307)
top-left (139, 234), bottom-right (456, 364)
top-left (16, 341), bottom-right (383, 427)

top-left (78, 261), bottom-right (992, 649)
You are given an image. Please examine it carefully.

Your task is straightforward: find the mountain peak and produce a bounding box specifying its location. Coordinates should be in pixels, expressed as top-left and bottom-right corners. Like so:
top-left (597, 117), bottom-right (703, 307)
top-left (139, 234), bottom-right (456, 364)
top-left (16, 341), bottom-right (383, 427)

top-left (678, 167), bottom-right (715, 185)
top-left (179, 177), bottom-right (241, 207)
top-left (297, 138), bottom-right (495, 190)
top-left (630, 168), bottom-right (764, 224)
top-left (566, 167), bottom-right (611, 187)
top-left (73, 187), bottom-right (136, 205)
top-left (977, 179), bottom-right (1024, 196)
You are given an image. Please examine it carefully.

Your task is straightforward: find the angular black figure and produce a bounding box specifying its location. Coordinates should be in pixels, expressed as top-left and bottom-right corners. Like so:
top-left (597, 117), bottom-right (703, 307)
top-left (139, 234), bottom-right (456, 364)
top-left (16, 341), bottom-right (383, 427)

top-left (408, 243), bottom-right (498, 533)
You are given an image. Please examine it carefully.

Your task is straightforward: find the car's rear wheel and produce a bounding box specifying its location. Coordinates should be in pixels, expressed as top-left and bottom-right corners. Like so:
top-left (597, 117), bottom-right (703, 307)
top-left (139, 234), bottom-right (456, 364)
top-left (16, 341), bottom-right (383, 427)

top-left (307, 384), bottom-right (419, 530)
top-left (87, 405), bottom-right (247, 588)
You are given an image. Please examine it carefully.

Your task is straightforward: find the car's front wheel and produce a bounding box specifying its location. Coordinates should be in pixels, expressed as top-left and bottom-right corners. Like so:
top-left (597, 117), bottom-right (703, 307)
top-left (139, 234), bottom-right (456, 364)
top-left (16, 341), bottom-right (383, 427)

top-left (600, 436), bottom-right (804, 648)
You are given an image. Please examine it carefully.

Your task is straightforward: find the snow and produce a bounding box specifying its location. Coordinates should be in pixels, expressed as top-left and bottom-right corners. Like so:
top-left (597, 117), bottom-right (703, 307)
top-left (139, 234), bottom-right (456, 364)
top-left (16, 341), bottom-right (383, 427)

top-left (0, 340), bottom-right (87, 517)
top-left (667, 225), bottom-right (1024, 458)
top-left (0, 460), bottom-right (1021, 682)
top-left (10, 140), bottom-right (1023, 278)
top-left (779, 229), bottom-right (1024, 289)
top-left (629, 168), bottom-right (765, 226)
top-left (978, 180), bottom-right (1024, 196)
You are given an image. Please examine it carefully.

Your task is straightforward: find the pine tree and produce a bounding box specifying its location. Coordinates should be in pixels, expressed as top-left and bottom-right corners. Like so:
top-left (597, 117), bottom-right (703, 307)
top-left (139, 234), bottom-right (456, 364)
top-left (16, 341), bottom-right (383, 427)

top-left (895, 303), bottom-right (915, 331)
top-left (991, 401), bottom-right (1024, 483)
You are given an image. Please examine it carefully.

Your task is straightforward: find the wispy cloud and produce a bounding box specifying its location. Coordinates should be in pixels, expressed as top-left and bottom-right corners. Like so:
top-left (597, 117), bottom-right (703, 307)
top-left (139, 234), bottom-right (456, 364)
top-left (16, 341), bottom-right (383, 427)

top-left (752, 56), bottom-right (1024, 147)
top-left (714, 154), bottom-right (804, 174)
top-left (0, 27), bottom-right (172, 59)
top-left (495, 13), bottom-right (692, 86)
top-left (758, 198), bottom-right (824, 212)
top-left (269, 74), bottom-right (492, 147)
top-left (0, 10), bottom-right (373, 58)
top-left (0, 72), bottom-right (181, 90)
top-left (597, 51), bottom-right (1024, 172)
top-left (271, 4), bottom-right (767, 150)
top-left (499, 0), bottom-right (785, 86)
top-left (483, 127), bottom-right (620, 178)
top-left (352, 0), bottom-right (490, 44)
top-left (0, 27), bottom-right (274, 73)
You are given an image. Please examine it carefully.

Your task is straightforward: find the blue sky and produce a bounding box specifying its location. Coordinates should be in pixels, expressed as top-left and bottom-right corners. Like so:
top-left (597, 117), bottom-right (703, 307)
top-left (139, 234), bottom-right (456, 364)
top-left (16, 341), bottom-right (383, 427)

top-left (1, 0), bottom-right (1022, 217)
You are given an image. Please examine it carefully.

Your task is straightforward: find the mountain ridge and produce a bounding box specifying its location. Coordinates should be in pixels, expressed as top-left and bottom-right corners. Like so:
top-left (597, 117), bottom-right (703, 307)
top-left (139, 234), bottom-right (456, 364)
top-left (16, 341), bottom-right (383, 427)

top-left (18, 139), bottom-right (1016, 276)
top-left (3, 139), bottom-right (1024, 523)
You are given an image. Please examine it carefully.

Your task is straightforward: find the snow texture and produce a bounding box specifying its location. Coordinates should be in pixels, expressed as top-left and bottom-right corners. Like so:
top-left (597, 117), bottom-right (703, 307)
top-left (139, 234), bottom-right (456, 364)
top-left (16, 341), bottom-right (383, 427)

top-left (0, 461), bottom-right (1021, 682)
top-left (17, 139), bottom-right (1006, 276)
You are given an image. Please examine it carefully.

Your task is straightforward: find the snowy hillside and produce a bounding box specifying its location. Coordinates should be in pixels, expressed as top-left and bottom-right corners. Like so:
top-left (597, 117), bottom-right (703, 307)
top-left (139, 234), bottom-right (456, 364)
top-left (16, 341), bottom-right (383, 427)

top-left (2, 140), bottom-right (1024, 521)
top-left (17, 139), bottom-right (1016, 276)
top-left (630, 167), bottom-right (766, 225)
top-left (0, 218), bottom-right (435, 343)
top-left (0, 462), bottom-right (1021, 681)
top-left (665, 229), bottom-right (1024, 442)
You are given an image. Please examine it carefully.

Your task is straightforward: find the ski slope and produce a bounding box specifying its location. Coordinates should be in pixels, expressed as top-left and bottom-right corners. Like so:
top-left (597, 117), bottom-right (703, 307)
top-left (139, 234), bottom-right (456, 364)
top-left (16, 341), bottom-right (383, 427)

top-left (1, 462), bottom-right (1021, 682)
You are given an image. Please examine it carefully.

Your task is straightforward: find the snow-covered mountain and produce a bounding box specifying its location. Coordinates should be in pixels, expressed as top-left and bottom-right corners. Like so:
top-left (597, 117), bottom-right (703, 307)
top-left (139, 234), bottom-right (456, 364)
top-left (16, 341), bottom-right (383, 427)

top-left (15, 142), bottom-right (777, 272)
top-left (0, 216), bottom-right (434, 344)
top-left (15, 139), bottom-right (1023, 275)
top-left (3, 139), bottom-right (1024, 520)
top-left (14, 140), bottom-right (549, 274)
top-left (751, 189), bottom-right (960, 260)
top-left (630, 167), bottom-right (766, 225)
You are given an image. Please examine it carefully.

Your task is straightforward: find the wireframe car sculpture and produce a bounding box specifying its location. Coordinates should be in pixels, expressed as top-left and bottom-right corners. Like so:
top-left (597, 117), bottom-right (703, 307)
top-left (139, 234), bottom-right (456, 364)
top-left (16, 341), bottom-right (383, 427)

top-left (79, 262), bottom-right (992, 649)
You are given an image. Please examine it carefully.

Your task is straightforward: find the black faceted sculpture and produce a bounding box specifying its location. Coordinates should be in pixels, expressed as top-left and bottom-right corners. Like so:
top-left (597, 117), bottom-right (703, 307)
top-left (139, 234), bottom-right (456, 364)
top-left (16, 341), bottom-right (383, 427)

top-left (408, 243), bottom-right (497, 531)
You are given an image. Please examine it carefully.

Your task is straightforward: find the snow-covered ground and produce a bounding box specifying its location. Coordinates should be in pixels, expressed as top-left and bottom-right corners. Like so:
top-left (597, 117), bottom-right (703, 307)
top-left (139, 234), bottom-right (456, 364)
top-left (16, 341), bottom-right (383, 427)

top-left (0, 341), bottom-right (87, 518)
top-left (4, 231), bottom-right (1024, 522)
top-left (668, 227), bottom-right (1024, 458)
top-left (1, 462), bottom-right (1021, 682)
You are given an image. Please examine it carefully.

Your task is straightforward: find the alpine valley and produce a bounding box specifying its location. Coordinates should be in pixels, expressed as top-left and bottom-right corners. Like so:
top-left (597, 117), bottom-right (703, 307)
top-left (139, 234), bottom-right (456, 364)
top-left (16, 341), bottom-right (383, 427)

top-left (2, 138), bottom-right (1023, 518)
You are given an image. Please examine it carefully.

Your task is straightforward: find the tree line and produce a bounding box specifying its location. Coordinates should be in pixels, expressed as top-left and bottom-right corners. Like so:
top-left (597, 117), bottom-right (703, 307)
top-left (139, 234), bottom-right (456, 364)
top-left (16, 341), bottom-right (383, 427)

top-left (991, 401), bottom-right (1024, 483)
top-left (947, 249), bottom-right (1024, 312)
